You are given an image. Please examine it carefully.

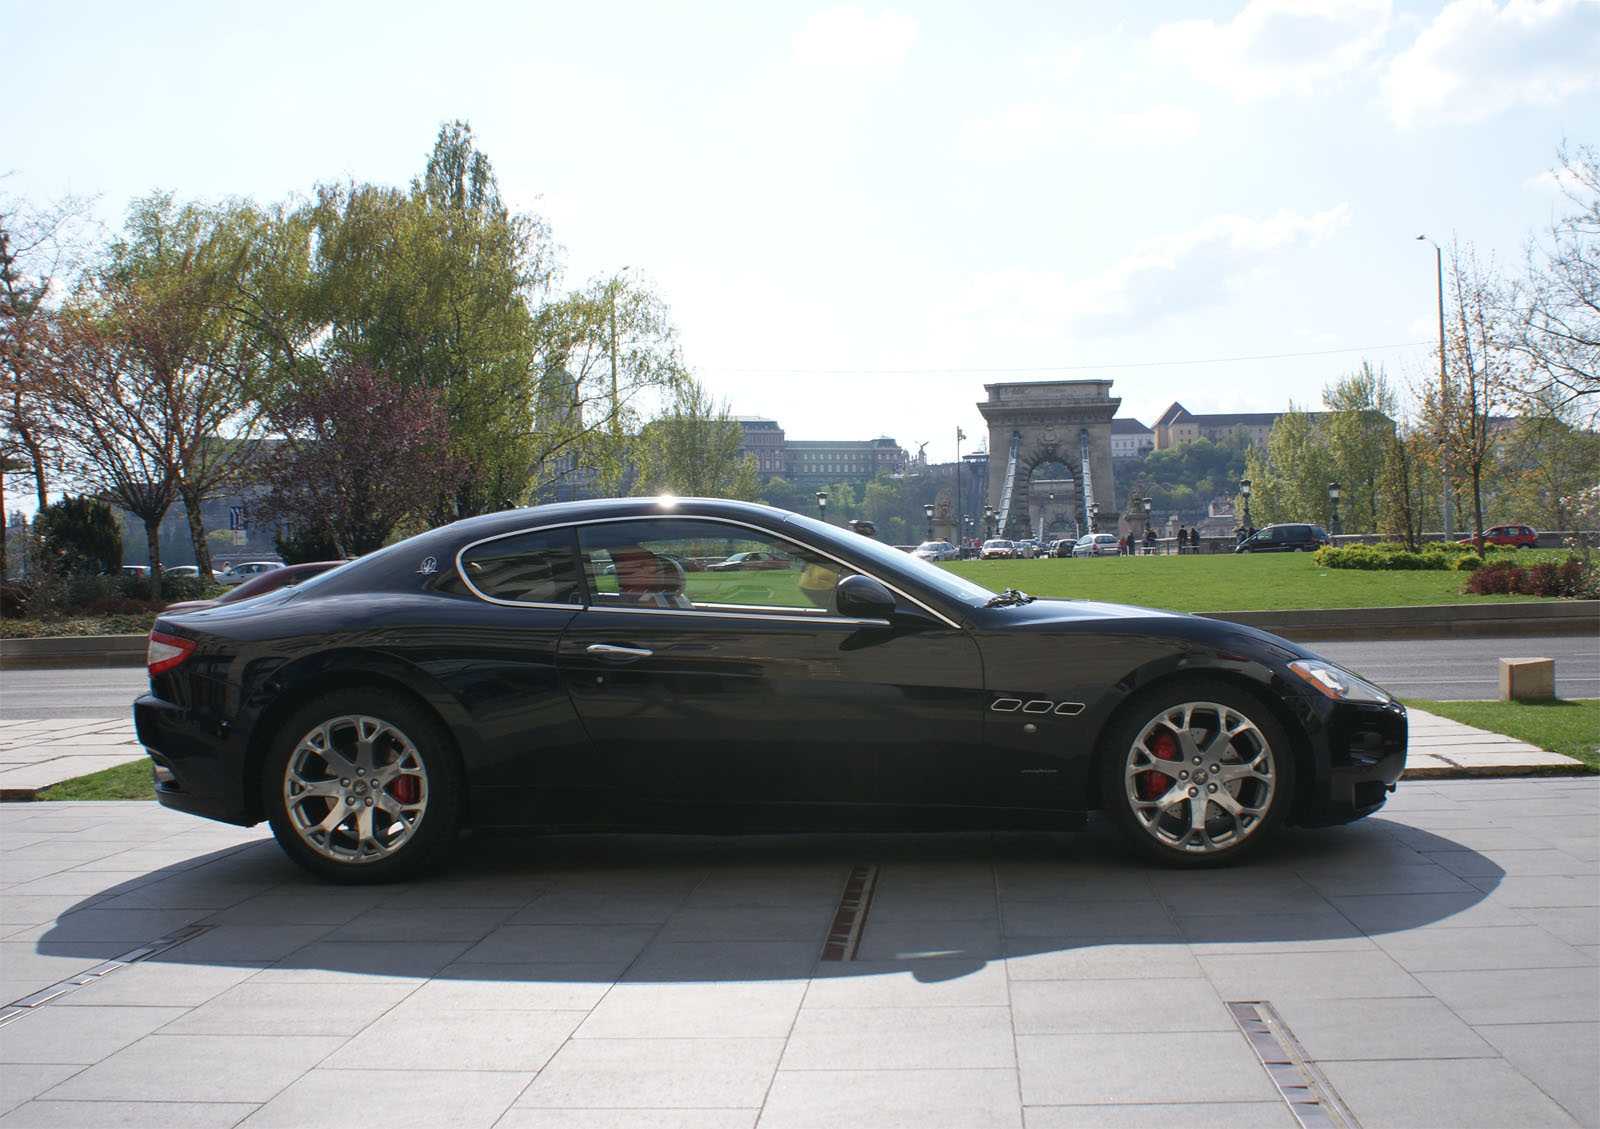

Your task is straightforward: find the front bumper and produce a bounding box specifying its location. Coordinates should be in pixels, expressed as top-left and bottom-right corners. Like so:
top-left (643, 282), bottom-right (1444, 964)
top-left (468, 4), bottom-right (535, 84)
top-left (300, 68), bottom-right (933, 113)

top-left (1296, 697), bottom-right (1408, 827)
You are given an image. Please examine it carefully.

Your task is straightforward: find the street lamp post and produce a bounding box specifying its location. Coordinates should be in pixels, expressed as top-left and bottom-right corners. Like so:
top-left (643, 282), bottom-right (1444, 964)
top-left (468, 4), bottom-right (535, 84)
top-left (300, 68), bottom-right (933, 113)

top-left (1328, 482), bottom-right (1341, 537)
top-left (923, 502), bottom-right (935, 541)
top-left (984, 506), bottom-right (996, 540)
top-left (1089, 501), bottom-right (1099, 533)
top-left (815, 490), bottom-right (827, 522)
top-left (1418, 235), bottom-right (1453, 541)
top-left (607, 266), bottom-right (630, 438)
top-left (1239, 478), bottom-right (1252, 530)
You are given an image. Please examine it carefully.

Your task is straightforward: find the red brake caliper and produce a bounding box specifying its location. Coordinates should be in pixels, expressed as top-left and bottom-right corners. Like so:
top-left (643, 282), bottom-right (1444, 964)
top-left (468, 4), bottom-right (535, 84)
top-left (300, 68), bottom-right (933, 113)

top-left (390, 775), bottom-right (420, 804)
top-left (1138, 730), bottom-right (1180, 800)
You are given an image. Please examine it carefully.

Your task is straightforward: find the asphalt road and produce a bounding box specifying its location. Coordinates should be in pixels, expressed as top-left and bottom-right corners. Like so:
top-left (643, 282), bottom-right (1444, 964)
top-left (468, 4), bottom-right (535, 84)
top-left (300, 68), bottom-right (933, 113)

top-left (2, 634), bottom-right (1595, 720)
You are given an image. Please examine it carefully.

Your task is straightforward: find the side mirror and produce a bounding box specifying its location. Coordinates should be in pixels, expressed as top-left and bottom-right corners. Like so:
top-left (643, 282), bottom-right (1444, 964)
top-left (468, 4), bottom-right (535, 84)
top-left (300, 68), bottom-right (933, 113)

top-left (835, 574), bottom-right (896, 620)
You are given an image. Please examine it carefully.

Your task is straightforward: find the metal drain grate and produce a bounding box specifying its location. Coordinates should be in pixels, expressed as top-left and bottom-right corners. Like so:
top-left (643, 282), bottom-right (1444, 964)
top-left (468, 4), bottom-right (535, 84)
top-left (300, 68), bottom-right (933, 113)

top-left (0, 924), bottom-right (214, 1026)
top-left (820, 864), bottom-right (879, 961)
top-left (1229, 1000), bottom-right (1361, 1129)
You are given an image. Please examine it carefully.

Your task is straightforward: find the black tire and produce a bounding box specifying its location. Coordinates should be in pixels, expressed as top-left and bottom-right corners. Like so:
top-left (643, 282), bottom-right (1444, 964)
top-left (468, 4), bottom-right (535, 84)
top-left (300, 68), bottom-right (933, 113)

top-left (262, 689), bottom-right (463, 883)
top-left (1097, 679), bottom-right (1295, 867)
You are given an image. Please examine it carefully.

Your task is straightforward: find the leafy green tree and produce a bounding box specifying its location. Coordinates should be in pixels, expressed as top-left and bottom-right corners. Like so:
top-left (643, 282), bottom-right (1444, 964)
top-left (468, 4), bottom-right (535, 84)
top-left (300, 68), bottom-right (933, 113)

top-left (1320, 362), bottom-right (1398, 533)
top-left (303, 121), bottom-right (556, 519)
top-left (630, 379), bottom-right (759, 500)
top-left (104, 194), bottom-right (267, 580)
top-left (1244, 405), bottom-right (1336, 527)
top-left (1491, 395), bottom-right (1600, 530)
top-left (759, 476), bottom-right (800, 513)
top-left (531, 277), bottom-right (691, 499)
top-left (1377, 426), bottom-right (1435, 549)
top-left (36, 494), bottom-right (121, 575)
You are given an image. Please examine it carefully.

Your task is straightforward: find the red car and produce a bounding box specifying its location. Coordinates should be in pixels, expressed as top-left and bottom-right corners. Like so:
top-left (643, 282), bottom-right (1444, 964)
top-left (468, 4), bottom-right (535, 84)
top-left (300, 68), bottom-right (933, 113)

top-left (1458, 525), bottom-right (1539, 549)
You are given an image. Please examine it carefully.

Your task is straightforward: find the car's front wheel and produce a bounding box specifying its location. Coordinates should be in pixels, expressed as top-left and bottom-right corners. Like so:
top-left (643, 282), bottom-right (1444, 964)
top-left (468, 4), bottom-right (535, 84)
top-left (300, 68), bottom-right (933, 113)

top-left (1097, 680), bottom-right (1295, 866)
top-left (263, 690), bottom-right (462, 883)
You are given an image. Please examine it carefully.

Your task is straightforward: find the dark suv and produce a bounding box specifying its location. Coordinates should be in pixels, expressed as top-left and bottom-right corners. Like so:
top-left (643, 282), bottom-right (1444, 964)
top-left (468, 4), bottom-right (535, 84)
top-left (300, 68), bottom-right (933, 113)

top-left (1235, 523), bottom-right (1331, 553)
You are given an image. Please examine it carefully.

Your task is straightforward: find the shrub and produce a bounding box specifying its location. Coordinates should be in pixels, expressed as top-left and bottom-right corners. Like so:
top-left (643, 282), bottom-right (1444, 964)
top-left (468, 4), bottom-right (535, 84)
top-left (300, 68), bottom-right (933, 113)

top-left (37, 496), bottom-right (122, 575)
top-left (1463, 556), bottom-right (1597, 598)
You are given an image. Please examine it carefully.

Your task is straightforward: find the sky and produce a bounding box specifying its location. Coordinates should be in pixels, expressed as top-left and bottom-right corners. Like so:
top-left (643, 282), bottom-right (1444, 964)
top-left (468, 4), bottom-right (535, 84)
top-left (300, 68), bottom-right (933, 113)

top-left (7, 0), bottom-right (1599, 466)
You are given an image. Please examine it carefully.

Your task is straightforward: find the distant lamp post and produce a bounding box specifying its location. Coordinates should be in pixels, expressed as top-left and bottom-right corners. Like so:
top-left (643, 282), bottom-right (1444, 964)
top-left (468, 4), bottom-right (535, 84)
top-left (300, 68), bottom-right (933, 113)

top-left (1328, 482), bottom-right (1341, 537)
top-left (1142, 496), bottom-right (1153, 522)
top-left (923, 502), bottom-right (935, 541)
top-left (1239, 478), bottom-right (1252, 529)
top-left (1418, 235), bottom-right (1453, 540)
top-left (984, 505), bottom-right (996, 539)
top-left (815, 490), bottom-right (828, 522)
top-left (1089, 501), bottom-right (1099, 532)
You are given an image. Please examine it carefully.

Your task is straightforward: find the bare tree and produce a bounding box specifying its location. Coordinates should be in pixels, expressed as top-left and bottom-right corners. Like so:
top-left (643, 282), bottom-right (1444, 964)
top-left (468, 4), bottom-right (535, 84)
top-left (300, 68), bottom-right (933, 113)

top-left (0, 190), bottom-right (97, 573)
top-left (1421, 243), bottom-right (1516, 554)
top-left (47, 284), bottom-right (183, 597)
top-left (1504, 143), bottom-right (1599, 424)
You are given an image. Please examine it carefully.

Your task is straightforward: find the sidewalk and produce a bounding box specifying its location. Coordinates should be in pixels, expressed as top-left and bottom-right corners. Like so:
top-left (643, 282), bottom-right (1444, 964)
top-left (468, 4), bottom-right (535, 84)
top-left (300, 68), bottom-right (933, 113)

top-left (2, 781), bottom-right (1596, 1128)
top-left (0, 708), bottom-right (1588, 802)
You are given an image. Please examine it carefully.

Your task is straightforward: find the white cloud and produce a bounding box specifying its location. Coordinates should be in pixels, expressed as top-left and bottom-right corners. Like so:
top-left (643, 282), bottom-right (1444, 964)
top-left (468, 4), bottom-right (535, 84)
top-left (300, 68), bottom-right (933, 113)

top-left (1385, 0), bottom-right (1600, 128)
top-left (959, 102), bottom-right (1052, 145)
top-left (1152, 0), bottom-right (1392, 99)
top-left (930, 205), bottom-right (1353, 343)
top-left (1104, 104), bottom-right (1202, 142)
top-left (790, 6), bottom-right (917, 74)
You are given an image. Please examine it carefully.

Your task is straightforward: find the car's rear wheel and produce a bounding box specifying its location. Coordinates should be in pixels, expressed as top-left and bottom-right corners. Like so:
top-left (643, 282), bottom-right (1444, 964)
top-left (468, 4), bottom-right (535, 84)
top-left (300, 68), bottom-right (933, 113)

top-left (1097, 680), bottom-right (1295, 867)
top-left (263, 690), bottom-right (462, 883)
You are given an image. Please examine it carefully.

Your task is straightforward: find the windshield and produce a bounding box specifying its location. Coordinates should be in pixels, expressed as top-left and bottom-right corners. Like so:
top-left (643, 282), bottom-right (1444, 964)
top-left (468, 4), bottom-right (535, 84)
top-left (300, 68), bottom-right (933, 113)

top-left (783, 512), bottom-right (996, 605)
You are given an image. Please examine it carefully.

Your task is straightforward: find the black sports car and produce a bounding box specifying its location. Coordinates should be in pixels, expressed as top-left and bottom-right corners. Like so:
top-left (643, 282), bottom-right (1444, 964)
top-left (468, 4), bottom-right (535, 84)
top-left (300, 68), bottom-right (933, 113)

top-left (134, 497), bottom-right (1406, 883)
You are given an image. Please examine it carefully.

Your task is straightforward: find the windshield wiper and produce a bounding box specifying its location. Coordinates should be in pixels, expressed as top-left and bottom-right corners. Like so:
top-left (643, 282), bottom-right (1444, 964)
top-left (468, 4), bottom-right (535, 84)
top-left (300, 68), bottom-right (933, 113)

top-left (984, 588), bottom-right (1035, 608)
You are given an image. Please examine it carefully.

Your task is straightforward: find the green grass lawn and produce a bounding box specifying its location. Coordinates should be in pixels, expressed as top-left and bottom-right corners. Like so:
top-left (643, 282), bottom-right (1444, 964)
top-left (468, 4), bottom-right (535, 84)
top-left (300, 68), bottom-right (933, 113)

top-left (1402, 698), bottom-right (1599, 772)
top-left (943, 552), bottom-right (1560, 613)
top-left (35, 759), bottom-right (155, 801)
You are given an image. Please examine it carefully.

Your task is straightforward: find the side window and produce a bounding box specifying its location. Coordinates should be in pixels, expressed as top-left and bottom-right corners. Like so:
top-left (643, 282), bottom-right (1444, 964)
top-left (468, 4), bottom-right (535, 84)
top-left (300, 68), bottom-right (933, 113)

top-left (459, 529), bottom-right (581, 605)
top-left (576, 519), bottom-right (857, 614)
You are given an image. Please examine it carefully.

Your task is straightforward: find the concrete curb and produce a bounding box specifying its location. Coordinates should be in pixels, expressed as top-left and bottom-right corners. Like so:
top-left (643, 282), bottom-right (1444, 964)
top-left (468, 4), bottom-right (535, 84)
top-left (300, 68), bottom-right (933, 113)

top-left (1, 600), bottom-right (1595, 669)
top-left (1202, 599), bottom-right (1598, 641)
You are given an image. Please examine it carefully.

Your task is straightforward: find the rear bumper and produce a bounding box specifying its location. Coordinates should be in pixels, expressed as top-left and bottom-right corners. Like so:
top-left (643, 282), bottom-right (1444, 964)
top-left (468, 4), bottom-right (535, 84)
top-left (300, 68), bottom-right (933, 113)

top-left (134, 694), bottom-right (257, 827)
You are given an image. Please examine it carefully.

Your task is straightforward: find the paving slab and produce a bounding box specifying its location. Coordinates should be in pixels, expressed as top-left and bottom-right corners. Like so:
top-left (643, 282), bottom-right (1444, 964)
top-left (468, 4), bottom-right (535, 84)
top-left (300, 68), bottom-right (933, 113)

top-left (0, 782), bottom-right (1595, 1128)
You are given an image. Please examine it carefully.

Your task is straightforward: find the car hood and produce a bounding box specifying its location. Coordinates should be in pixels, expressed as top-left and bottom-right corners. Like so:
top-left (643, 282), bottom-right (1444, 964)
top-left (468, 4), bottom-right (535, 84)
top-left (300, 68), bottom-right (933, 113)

top-left (979, 596), bottom-right (1316, 660)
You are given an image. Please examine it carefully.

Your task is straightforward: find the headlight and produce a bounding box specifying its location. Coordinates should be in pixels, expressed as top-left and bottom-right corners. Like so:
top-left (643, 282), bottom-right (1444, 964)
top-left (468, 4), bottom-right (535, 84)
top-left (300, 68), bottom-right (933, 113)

top-left (1287, 659), bottom-right (1393, 703)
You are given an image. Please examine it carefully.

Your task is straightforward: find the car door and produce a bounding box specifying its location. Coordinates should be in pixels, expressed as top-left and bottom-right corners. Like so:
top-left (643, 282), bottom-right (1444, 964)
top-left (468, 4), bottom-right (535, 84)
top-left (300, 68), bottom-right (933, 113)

top-left (554, 516), bottom-right (989, 823)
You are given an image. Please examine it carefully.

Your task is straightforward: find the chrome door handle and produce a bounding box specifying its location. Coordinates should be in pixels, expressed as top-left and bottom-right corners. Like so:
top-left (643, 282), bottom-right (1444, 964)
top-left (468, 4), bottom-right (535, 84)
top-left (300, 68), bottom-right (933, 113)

top-left (586, 643), bottom-right (653, 662)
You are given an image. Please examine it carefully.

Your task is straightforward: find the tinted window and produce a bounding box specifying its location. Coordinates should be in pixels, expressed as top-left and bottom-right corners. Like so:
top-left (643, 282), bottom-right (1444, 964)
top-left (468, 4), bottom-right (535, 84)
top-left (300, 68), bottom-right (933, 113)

top-left (577, 519), bottom-right (860, 614)
top-left (459, 529), bottom-right (582, 605)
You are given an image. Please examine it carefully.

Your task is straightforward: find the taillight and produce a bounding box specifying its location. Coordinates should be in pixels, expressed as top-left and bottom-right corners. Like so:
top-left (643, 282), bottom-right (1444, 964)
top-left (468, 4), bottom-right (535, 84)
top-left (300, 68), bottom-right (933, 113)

top-left (147, 630), bottom-right (196, 676)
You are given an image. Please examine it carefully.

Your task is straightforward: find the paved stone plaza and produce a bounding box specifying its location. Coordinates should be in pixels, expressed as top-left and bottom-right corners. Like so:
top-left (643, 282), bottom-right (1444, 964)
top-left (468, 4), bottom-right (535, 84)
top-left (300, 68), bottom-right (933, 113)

top-left (1, 778), bottom-right (1595, 1128)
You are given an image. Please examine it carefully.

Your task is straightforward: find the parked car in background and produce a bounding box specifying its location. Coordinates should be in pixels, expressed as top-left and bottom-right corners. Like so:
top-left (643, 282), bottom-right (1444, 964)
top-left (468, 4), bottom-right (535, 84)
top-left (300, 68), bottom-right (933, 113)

top-left (913, 540), bottom-right (960, 562)
top-left (1049, 539), bottom-right (1076, 558)
top-left (1016, 539), bottom-right (1047, 559)
top-left (1457, 525), bottom-right (1538, 549)
top-left (706, 550), bottom-right (789, 571)
top-left (1234, 524), bottom-right (1331, 554)
top-left (135, 496), bottom-right (1407, 882)
top-left (1072, 534), bottom-right (1119, 557)
top-left (216, 561), bottom-right (285, 586)
top-left (980, 539), bottom-right (1017, 559)
top-left (121, 565), bottom-right (151, 579)
top-left (162, 564), bottom-right (219, 582)
top-left (163, 562), bottom-right (349, 614)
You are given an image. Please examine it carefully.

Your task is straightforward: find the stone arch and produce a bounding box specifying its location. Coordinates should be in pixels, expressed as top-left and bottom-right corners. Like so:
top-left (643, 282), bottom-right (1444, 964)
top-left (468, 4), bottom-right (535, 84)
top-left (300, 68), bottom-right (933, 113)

top-left (976, 380), bottom-right (1120, 539)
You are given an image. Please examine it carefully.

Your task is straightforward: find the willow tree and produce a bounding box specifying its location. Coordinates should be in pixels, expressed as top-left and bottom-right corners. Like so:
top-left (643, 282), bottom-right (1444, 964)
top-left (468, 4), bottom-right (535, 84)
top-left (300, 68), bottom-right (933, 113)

top-left (303, 121), bottom-right (557, 520)
top-left (630, 378), bottom-right (759, 500)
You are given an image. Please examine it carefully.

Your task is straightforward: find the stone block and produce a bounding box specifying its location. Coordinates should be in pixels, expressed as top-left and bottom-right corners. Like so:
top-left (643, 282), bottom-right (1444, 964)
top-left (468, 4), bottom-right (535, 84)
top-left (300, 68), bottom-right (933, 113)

top-left (1499, 657), bottom-right (1554, 701)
